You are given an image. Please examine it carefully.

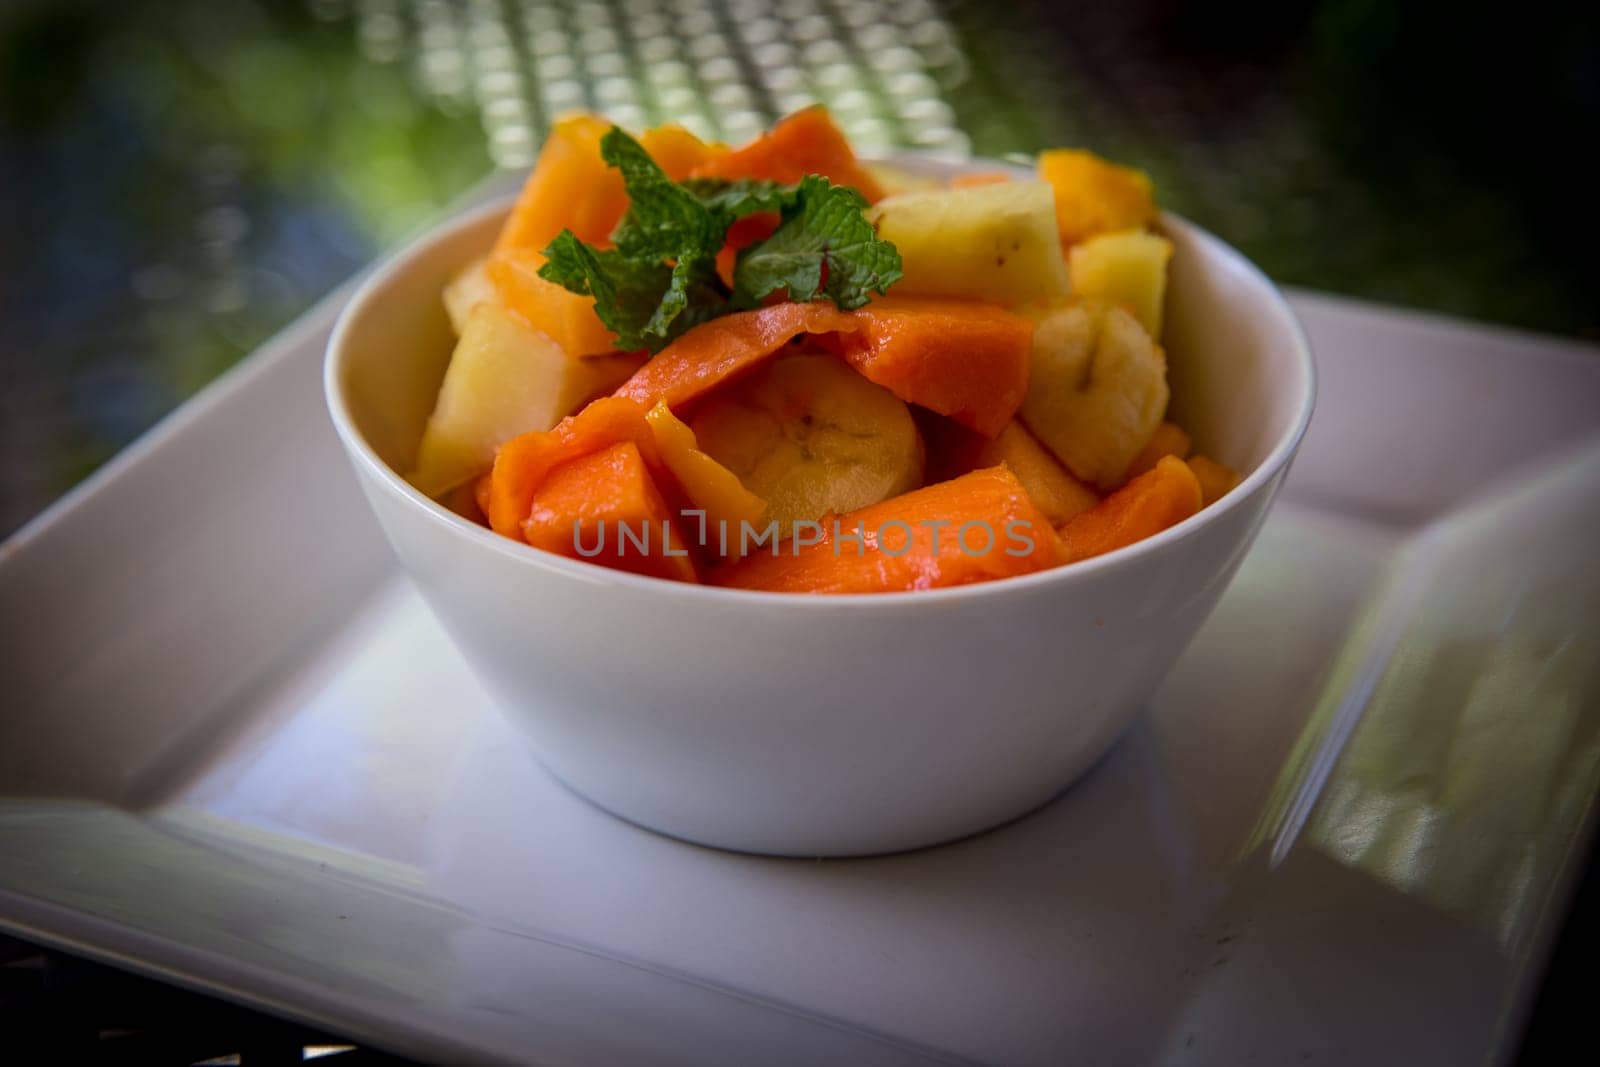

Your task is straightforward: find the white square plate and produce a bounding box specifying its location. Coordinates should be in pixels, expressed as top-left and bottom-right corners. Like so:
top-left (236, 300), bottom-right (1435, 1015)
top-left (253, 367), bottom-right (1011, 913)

top-left (3, 180), bottom-right (1599, 1063)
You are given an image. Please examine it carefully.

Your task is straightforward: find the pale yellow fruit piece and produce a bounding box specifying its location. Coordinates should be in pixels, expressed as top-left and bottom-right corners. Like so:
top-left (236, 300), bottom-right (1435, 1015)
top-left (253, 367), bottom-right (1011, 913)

top-left (408, 300), bottom-right (641, 497)
top-left (690, 353), bottom-right (924, 531)
top-left (978, 421), bottom-right (1100, 525)
top-left (1037, 149), bottom-right (1157, 245)
top-left (443, 256), bottom-right (495, 335)
top-left (866, 180), bottom-right (1070, 306)
top-left (1068, 228), bottom-right (1173, 339)
top-left (645, 401), bottom-right (767, 536)
top-left (1019, 299), bottom-right (1169, 490)
top-left (862, 161), bottom-right (942, 197)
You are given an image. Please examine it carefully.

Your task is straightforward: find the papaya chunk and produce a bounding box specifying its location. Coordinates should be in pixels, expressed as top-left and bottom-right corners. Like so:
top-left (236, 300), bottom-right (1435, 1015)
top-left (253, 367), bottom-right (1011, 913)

top-left (1188, 455), bottom-right (1241, 506)
top-left (689, 106), bottom-right (885, 202)
top-left (638, 124), bottom-right (727, 180)
top-left (645, 401), bottom-right (767, 535)
top-left (1056, 455), bottom-right (1201, 563)
top-left (488, 120), bottom-right (727, 355)
top-left (488, 116), bottom-right (620, 356)
top-left (494, 114), bottom-right (627, 254)
top-left (714, 466), bottom-right (1062, 594)
top-left (486, 249), bottom-right (620, 356)
top-left (485, 397), bottom-right (659, 538)
top-left (522, 440), bottom-right (697, 583)
top-left (1037, 148), bottom-right (1157, 245)
top-left (836, 297), bottom-right (1033, 438)
top-left (612, 301), bottom-right (858, 412)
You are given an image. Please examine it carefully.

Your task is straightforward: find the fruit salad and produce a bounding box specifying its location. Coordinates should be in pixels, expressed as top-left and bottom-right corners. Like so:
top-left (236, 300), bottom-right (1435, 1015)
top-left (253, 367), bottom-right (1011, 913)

top-left (410, 107), bottom-right (1240, 594)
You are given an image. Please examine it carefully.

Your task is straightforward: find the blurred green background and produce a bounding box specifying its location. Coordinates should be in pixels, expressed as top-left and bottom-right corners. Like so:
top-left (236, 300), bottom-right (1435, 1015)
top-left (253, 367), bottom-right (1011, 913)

top-left (2, 0), bottom-right (1595, 536)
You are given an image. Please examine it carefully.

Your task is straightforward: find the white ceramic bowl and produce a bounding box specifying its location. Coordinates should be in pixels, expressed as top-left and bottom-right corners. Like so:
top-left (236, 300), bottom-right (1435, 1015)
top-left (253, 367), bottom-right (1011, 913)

top-left (325, 168), bottom-right (1314, 857)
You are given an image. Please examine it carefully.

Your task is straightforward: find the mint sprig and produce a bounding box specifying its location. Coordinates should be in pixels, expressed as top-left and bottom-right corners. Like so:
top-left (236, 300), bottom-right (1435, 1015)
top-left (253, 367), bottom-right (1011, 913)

top-left (730, 175), bottom-right (902, 311)
top-left (537, 127), bottom-right (901, 353)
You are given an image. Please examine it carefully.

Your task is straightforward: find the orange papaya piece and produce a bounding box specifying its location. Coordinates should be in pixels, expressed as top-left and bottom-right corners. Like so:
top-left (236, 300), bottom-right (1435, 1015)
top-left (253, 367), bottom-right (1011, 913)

top-left (688, 106), bottom-right (885, 202)
top-left (1187, 455), bottom-right (1241, 507)
top-left (612, 301), bottom-right (858, 412)
top-left (714, 466), bottom-right (1061, 594)
top-left (485, 396), bottom-right (659, 538)
top-left (494, 114), bottom-right (627, 254)
top-left (522, 440), bottom-right (697, 582)
top-left (1037, 148), bottom-right (1157, 246)
top-left (1056, 455), bottom-right (1201, 563)
top-left (486, 248), bottom-right (620, 356)
top-left (645, 401), bottom-right (767, 533)
top-left (488, 121), bottom-right (726, 356)
top-left (639, 124), bottom-right (727, 179)
top-left (836, 297), bottom-right (1033, 438)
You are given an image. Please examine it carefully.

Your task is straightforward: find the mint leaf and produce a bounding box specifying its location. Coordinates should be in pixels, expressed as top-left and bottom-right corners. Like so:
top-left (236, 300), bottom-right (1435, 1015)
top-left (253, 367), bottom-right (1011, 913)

top-left (541, 231), bottom-right (679, 352)
top-left (680, 177), bottom-right (792, 220)
top-left (602, 129), bottom-right (724, 262)
top-left (542, 230), bottom-right (730, 353)
top-left (540, 130), bottom-right (728, 352)
top-left (648, 255), bottom-right (729, 342)
top-left (537, 127), bottom-right (900, 353)
top-left (731, 175), bottom-right (902, 310)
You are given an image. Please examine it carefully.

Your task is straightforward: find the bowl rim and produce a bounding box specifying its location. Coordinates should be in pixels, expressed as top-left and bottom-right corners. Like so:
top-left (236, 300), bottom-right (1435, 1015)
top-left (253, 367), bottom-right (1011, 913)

top-left (325, 161), bottom-right (1316, 610)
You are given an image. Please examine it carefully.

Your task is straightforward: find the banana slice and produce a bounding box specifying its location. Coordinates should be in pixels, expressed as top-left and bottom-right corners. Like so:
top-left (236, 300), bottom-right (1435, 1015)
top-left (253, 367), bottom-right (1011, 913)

top-left (690, 353), bottom-right (924, 532)
top-left (1019, 299), bottom-right (1169, 491)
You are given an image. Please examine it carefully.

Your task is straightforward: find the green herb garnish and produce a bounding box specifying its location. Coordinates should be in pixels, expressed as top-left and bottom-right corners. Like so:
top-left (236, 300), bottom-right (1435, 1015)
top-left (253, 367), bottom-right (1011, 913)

top-left (538, 127), bottom-right (901, 353)
top-left (730, 175), bottom-right (903, 312)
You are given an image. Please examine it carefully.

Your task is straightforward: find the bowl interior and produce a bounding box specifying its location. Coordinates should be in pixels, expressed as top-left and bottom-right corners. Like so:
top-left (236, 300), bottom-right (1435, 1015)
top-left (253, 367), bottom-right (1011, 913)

top-left (1162, 219), bottom-right (1308, 475)
top-left (333, 180), bottom-right (1310, 512)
